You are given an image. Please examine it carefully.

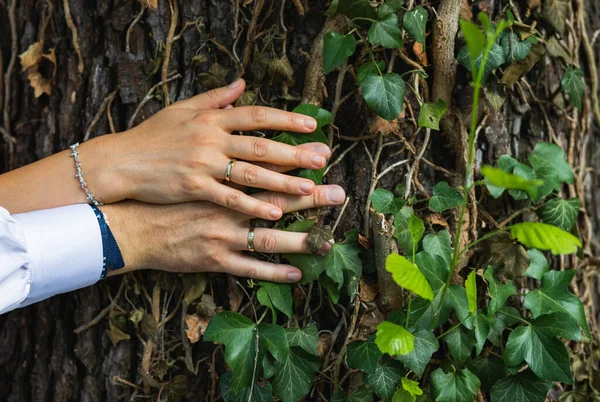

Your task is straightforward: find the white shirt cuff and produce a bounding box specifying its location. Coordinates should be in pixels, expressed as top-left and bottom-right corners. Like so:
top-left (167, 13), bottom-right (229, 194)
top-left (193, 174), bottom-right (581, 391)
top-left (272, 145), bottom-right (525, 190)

top-left (12, 204), bottom-right (103, 306)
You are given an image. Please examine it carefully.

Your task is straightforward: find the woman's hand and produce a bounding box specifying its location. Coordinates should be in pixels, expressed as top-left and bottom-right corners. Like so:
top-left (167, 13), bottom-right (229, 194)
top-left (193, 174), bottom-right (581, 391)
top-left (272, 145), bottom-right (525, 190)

top-left (102, 185), bottom-right (346, 282)
top-left (102, 79), bottom-right (330, 220)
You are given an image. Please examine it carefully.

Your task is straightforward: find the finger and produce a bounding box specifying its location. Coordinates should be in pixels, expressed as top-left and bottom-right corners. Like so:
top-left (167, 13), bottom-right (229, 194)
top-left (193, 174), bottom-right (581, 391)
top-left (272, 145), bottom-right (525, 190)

top-left (255, 142), bottom-right (331, 173)
top-left (223, 104), bottom-right (234, 110)
top-left (253, 185), bottom-right (346, 213)
top-left (225, 253), bottom-right (303, 283)
top-left (217, 106), bottom-right (317, 133)
top-left (233, 228), bottom-right (332, 254)
top-left (230, 161), bottom-right (316, 195)
top-left (227, 136), bottom-right (327, 169)
top-left (180, 79), bottom-right (246, 109)
top-left (209, 183), bottom-right (283, 220)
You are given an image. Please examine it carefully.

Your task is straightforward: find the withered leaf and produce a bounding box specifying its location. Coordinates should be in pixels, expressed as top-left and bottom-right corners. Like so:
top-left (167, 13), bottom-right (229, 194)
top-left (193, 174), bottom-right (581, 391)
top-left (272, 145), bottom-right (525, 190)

top-left (197, 63), bottom-right (230, 89)
top-left (235, 90), bottom-right (257, 106)
top-left (27, 71), bottom-right (52, 98)
top-left (542, 0), bottom-right (568, 36)
top-left (486, 236), bottom-right (530, 280)
top-left (183, 273), bottom-right (207, 305)
top-left (139, 0), bottom-right (158, 10)
top-left (359, 277), bottom-right (378, 302)
top-left (195, 293), bottom-right (217, 317)
top-left (185, 314), bottom-right (209, 344)
top-left (19, 42), bottom-right (44, 71)
top-left (546, 37), bottom-right (573, 65)
top-left (140, 314), bottom-right (158, 341)
top-left (129, 309), bottom-right (144, 326)
top-left (227, 275), bottom-right (244, 312)
top-left (307, 223), bottom-right (334, 254)
top-left (500, 44), bottom-right (545, 86)
top-left (268, 55), bottom-right (295, 85)
top-left (106, 321), bottom-right (130, 346)
top-left (164, 375), bottom-right (189, 402)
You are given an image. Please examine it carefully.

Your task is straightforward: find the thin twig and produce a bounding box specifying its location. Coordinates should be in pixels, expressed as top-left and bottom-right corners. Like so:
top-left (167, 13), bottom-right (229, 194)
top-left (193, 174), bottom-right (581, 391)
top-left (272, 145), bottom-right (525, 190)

top-left (73, 281), bottom-right (126, 334)
top-left (63, 0), bottom-right (84, 74)
top-left (376, 159), bottom-right (409, 181)
top-left (324, 141), bottom-right (359, 176)
top-left (576, 0), bottom-right (600, 127)
top-left (128, 74), bottom-right (181, 129)
top-left (332, 197), bottom-right (350, 233)
top-left (125, 5), bottom-right (145, 53)
top-left (161, 0), bottom-right (179, 106)
top-left (404, 128), bottom-right (430, 198)
top-left (83, 87), bottom-right (119, 141)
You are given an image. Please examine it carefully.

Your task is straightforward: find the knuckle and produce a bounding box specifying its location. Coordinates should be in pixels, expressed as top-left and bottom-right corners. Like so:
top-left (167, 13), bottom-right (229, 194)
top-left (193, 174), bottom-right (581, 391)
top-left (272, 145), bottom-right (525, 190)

top-left (251, 107), bottom-right (268, 124)
top-left (195, 111), bottom-right (217, 125)
top-left (252, 138), bottom-right (269, 158)
top-left (243, 166), bottom-right (259, 185)
top-left (268, 193), bottom-right (289, 211)
top-left (206, 89), bottom-right (219, 100)
top-left (245, 266), bottom-right (260, 280)
top-left (294, 149), bottom-right (304, 166)
top-left (181, 175), bottom-right (202, 194)
top-left (283, 176), bottom-right (293, 192)
top-left (226, 192), bottom-right (241, 208)
top-left (261, 234), bottom-right (278, 253)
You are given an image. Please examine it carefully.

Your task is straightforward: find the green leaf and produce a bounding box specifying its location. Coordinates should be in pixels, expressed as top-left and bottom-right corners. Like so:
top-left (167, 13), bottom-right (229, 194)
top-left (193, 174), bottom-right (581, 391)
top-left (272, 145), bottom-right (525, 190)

top-left (259, 323), bottom-right (290, 366)
top-left (402, 378), bottom-right (423, 397)
top-left (380, 0), bottom-right (403, 14)
top-left (487, 306), bottom-right (521, 346)
top-left (537, 197), bottom-right (580, 231)
top-left (292, 104), bottom-right (333, 128)
top-left (480, 165), bottom-right (542, 198)
top-left (284, 254), bottom-right (325, 283)
top-left (428, 182), bottom-right (463, 212)
top-left (362, 72), bottom-right (406, 120)
top-left (504, 324), bottom-right (572, 384)
top-left (490, 370), bottom-right (553, 402)
top-left (530, 313), bottom-right (582, 341)
top-left (272, 347), bottom-right (321, 402)
top-left (500, 32), bottom-right (532, 62)
top-left (409, 215), bottom-right (425, 251)
top-left (375, 321), bottom-right (415, 355)
top-left (444, 326), bottom-right (475, 365)
top-left (257, 282), bottom-right (293, 318)
top-left (272, 129), bottom-right (328, 147)
top-left (371, 188), bottom-right (404, 214)
top-left (337, 0), bottom-right (378, 20)
top-left (324, 231), bottom-right (363, 289)
top-left (528, 142), bottom-right (574, 190)
top-left (509, 222), bottom-right (582, 255)
top-left (418, 99), bottom-right (448, 130)
top-left (286, 324), bottom-right (319, 356)
top-left (430, 367), bottom-right (481, 402)
top-left (524, 269), bottom-right (590, 337)
top-left (468, 311), bottom-right (492, 355)
top-left (465, 271), bottom-right (477, 314)
top-left (457, 43), bottom-right (506, 82)
top-left (468, 355), bottom-right (507, 392)
top-left (394, 206), bottom-right (417, 253)
top-left (445, 285), bottom-right (471, 323)
top-left (391, 387), bottom-right (415, 402)
top-left (369, 13), bottom-right (404, 49)
top-left (402, 6), bottom-right (428, 44)
top-left (320, 272), bottom-right (341, 303)
top-left (483, 267), bottom-right (516, 315)
top-left (422, 230), bottom-right (453, 266)
top-left (332, 387), bottom-right (374, 402)
top-left (459, 19), bottom-right (485, 63)
top-left (204, 313), bottom-right (257, 393)
top-left (415, 251), bottom-right (448, 293)
top-left (386, 254), bottom-right (434, 301)
top-left (396, 329), bottom-right (439, 378)
top-left (347, 337), bottom-right (383, 375)
top-left (364, 357), bottom-right (404, 402)
top-left (357, 61), bottom-right (386, 84)
top-left (524, 249), bottom-right (549, 280)
top-left (323, 32), bottom-right (356, 74)
top-left (219, 371), bottom-right (274, 402)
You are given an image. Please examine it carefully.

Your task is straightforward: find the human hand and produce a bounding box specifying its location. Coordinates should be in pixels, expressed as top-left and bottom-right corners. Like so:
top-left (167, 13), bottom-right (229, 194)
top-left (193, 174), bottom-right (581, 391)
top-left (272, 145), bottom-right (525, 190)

top-left (101, 185), bottom-right (346, 282)
top-left (101, 79), bottom-right (330, 220)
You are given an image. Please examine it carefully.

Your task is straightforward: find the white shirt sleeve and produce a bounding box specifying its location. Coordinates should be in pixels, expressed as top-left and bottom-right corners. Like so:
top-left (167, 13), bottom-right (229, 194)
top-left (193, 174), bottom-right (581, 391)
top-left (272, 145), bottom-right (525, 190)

top-left (0, 204), bottom-right (104, 314)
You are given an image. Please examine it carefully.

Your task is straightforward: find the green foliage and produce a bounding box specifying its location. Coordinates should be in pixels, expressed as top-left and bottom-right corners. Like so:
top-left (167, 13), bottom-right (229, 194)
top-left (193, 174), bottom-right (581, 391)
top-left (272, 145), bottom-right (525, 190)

top-left (489, 370), bottom-right (553, 402)
top-left (386, 253), bottom-right (434, 300)
top-left (347, 337), bottom-right (384, 374)
top-left (430, 367), bottom-right (481, 402)
top-left (323, 32), bottom-right (356, 73)
top-left (418, 99), bottom-right (448, 130)
top-left (376, 320), bottom-right (415, 355)
top-left (257, 282), bottom-right (292, 319)
top-left (561, 67), bottom-right (585, 111)
top-left (537, 197), bottom-right (580, 231)
top-left (484, 267), bottom-right (516, 315)
top-left (332, 387), bottom-right (374, 402)
top-left (396, 329), bottom-right (439, 378)
top-left (403, 7), bottom-right (428, 44)
top-left (371, 188), bottom-right (404, 214)
top-left (509, 222), bottom-right (582, 255)
top-left (524, 249), bottom-right (549, 280)
top-left (499, 32), bottom-right (532, 62)
top-left (286, 324), bottom-right (319, 356)
top-left (480, 165), bottom-right (542, 198)
top-left (457, 43), bottom-right (505, 82)
top-left (362, 73), bottom-right (406, 120)
top-left (444, 326), bottom-right (476, 365)
top-left (336, 0), bottom-right (377, 20)
top-left (220, 371), bottom-right (274, 402)
top-left (324, 230), bottom-right (363, 299)
top-left (272, 347), bottom-right (321, 402)
top-left (357, 61), bottom-right (386, 84)
top-left (428, 182), bottom-right (463, 212)
top-left (465, 270), bottom-right (477, 314)
top-left (468, 355), bottom-right (507, 392)
top-left (369, 13), bottom-right (404, 49)
top-left (364, 357), bottom-right (404, 401)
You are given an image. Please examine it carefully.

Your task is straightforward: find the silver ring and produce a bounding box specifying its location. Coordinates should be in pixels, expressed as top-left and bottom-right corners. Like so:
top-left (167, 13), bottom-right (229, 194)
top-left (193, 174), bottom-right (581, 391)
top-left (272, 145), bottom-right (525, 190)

top-left (225, 159), bottom-right (236, 182)
top-left (247, 227), bottom-right (255, 252)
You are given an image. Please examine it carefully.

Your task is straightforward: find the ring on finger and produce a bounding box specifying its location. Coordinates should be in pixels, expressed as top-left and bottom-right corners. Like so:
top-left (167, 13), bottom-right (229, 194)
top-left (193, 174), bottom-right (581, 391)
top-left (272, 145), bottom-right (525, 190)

top-left (225, 159), bottom-right (236, 182)
top-left (247, 227), bottom-right (256, 252)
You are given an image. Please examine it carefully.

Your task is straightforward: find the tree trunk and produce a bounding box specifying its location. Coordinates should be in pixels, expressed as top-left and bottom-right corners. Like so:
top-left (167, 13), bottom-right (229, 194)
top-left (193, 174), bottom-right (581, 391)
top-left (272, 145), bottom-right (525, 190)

top-left (0, 0), bottom-right (599, 400)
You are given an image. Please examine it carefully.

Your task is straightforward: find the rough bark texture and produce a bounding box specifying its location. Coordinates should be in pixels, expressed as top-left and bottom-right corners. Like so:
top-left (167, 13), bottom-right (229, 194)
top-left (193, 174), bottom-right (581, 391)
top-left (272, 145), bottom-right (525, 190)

top-left (0, 0), bottom-right (599, 400)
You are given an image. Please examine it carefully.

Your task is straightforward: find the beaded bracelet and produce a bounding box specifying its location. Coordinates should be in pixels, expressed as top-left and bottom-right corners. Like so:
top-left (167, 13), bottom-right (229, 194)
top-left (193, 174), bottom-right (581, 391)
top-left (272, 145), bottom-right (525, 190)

top-left (70, 143), bottom-right (104, 206)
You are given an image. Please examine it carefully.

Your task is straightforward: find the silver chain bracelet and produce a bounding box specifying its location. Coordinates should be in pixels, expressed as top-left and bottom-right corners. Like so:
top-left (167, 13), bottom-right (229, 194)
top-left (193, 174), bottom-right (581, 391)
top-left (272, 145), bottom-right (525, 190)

top-left (70, 143), bottom-right (104, 206)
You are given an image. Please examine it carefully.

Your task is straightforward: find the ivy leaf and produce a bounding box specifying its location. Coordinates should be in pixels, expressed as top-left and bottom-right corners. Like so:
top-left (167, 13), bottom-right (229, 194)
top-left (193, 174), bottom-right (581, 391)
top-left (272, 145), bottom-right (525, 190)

top-left (204, 312), bottom-right (257, 393)
top-left (430, 367), bottom-right (480, 402)
top-left (286, 324), bottom-right (319, 356)
top-left (465, 271), bottom-right (477, 314)
top-left (561, 67), bottom-right (584, 111)
top-left (524, 249), bottom-right (549, 280)
top-left (428, 182), bottom-right (463, 212)
top-left (487, 306), bottom-right (521, 346)
top-left (509, 222), bottom-right (582, 255)
top-left (418, 99), bottom-right (448, 130)
top-left (528, 142), bottom-right (574, 191)
top-left (480, 165), bottom-right (542, 199)
top-left (369, 13), bottom-right (404, 49)
top-left (396, 329), bottom-right (439, 378)
top-left (500, 32), bottom-right (531, 62)
top-left (284, 253), bottom-right (325, 283)
top-left (357, 61), bottom-right (386, 84)
top-left (320, 272), bottom-right (341, 303)
top-left (257, 282), bottom-right (293, 318)
top-left (523, 269), bottom-right (590, 338)
top-left (457, 43), bottom-right (506, 82)
top-left (394, 206), bottom-right (417, 253)
top-left (530, 313), bottom-right (582, 341)
top-left (483, 266), bottom-right (516, 315)
top-left (306, 223), bottom-right (334, 254)
top-left (537, 197), bottom-right (580, 231)
top-left (468, 355), bottom-right (507, 392)
top-left (258, 324), bottom-right (290, 367)
top-left (541, 0), bottom-right (568, 35)
top-left (467, 311), bottom-right (492, 355)
top-left (402, 6), bottom-right (428, 44)
top-left (219, 371), bottom-right (274, 402)
top-left (292, 104), bottom-right (333, 128)
top-left (443, 326), bottom-right (476, 365)
top-left (415, 251), bottom-right (448, 293)
top-left (337, 0), bottom-right (378, 20)
top-left (422, 230), bottom-right (453, 266)
top-left (386, 254), bottom-right (434, 301)
top-left (323, 32), bottom-right (356, 74)
top-left (347, 337), bottom-right (383, 375)
top-left (444, 285), bottom-right (471, 323)
top-left (324, 231), bottom-right (363, 290)
top-left (375, 321), bottom-right (415, 355)
top-left (402, 378), bottom-right (424, 397)
top-left (459, 19), bottom-right (485, 63)
top-left (504, 324), bottom-right (572, 384)
top-left (362, 72), bottom-right (406, 121)
top-left (487, 236), bottom-right (530, 280)
top-left (490, 369), bottom-right (553, 402)
top-left (332, 387), bottom-right (374, 402)
top-left (409, 215), bottom-right (425, 251)
top-left (364, 357), bottom-right (404, 401)
top-left (272, 130), bottom-right (328, 147)
top-left (391, 388), bottom-right (414, 402)
top-left (379, 0), bottom-right (403, 15)
top-left (371, 188), bottom-right (404, 214)
top-left (272, 347), bottom-right (321, 402)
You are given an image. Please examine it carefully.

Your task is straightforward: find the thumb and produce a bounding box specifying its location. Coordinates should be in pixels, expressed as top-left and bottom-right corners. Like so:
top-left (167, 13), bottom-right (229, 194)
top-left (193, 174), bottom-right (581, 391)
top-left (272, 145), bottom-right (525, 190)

top-left (185, 78), bottom-right (246, 110)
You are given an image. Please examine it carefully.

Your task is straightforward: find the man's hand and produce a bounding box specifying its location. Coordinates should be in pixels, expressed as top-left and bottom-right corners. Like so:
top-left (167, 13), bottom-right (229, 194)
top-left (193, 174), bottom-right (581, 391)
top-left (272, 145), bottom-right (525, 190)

top-left (100, 185), bottom-right (346, 283)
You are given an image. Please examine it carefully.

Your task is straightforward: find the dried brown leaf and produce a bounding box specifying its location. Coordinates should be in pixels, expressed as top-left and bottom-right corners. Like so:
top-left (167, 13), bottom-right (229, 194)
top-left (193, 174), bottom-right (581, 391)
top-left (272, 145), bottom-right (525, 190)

top-left (139, 0), bottom-right (158, 10)
top-left (227, 275), bottom-right (244, 312)
top-left (183, 273), bottom-right (207, 305)
top-left (19, 42), bottom-right (43, 71)
top-left (106, 321), bottom-right (130, 346)
top-left (542, 0), bottom-right (568, 36)
top-left (317, 333), bottom-right (332, 358)
top-left (368, 116), bottom-right (400, 136)
top-left (500, 44), bottom-right (545, 86)
top-left (185, 314), bottom-right (209, 344)
top-left (358, 307), bottom-right (384, 335)
top-left (27, 71), bottom-right (52, 98)
top-left (426, 213), bottom-right (449, 227)
top-left (196, 294), bottom-right (217, 317)
top-left (487, 236), bottom-right (530, 280)
top-left (307, 223), bottom-right (334, 254)
top-left (268, 55), bottom-right (295, 85)
top-left (359, 277), bottom-right (378, 302)
top-left (413, 42), bottom-right (428, 66)
top-left (460, 0), bottom-right (473, 20)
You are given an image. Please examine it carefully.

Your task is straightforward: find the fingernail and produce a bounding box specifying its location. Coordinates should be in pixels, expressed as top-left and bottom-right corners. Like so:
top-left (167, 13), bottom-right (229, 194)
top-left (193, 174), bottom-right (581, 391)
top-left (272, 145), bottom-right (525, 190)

top-left (310, 144), bottom-right (331, 157)
top-left (299, 181), bottom-right (314, 194)
top-left (311, 154), bottom-right (326, 166)
top-left (270, 208), bottom-right (282, 219)
top-left (228, 78), bottom-right (243, 88)
top-left (287, 271), bottom-right (302, 282)
top-left (327, 186), bottom-right (346, 203)
top-left (304, 118), bottom-right (317, 130)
